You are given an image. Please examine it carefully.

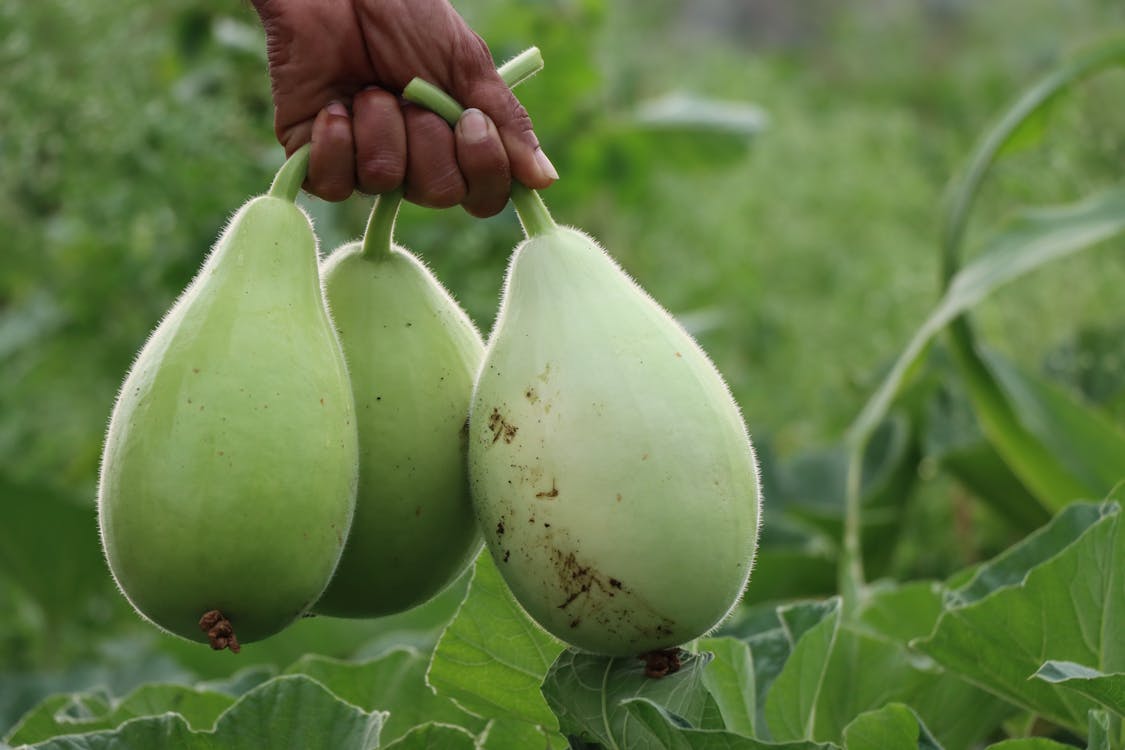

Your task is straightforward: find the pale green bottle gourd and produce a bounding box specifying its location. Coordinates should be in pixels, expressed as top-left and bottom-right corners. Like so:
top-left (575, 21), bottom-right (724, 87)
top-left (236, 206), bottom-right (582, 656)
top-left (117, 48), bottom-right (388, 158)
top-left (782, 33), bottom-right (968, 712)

top-left (405, 81), bottom-right (762, 657)
top-left (97, 148), bottom-right (358, 649)
top-left (313, 51), bottom-right (542, 617)
top-left (314, 191), bottom-right (484, 617)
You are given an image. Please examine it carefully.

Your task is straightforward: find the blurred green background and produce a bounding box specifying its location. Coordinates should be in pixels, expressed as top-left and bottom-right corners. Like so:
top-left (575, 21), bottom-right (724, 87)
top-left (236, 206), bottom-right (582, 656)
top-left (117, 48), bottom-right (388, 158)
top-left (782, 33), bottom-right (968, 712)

top-left (2, 0), bottom-right (1123, 732)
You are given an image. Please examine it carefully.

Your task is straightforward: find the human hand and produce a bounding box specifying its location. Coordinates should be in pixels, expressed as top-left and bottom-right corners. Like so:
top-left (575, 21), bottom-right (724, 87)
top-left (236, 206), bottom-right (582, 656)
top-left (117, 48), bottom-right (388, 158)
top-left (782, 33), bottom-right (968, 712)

top-left (251, 0), bottom-right (558, 216)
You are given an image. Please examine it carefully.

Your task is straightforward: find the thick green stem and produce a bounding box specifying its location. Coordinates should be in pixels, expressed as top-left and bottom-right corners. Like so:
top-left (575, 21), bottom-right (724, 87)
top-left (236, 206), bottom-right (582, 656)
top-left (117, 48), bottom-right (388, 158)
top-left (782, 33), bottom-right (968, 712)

top-left (510, 184), bottom-right (557, 237)
top-left (839, 449), bottom-right (864, 614)
top-left (497, 46), bottom-right (543, 89)
top-left (268, 144), bottom-right (310, 202)
top-left (362, 188), bottom-right (404, 260)
top-left (404, 79), bottom-right (465, 124)
top-left (402, 57), bottom-right (558, 238)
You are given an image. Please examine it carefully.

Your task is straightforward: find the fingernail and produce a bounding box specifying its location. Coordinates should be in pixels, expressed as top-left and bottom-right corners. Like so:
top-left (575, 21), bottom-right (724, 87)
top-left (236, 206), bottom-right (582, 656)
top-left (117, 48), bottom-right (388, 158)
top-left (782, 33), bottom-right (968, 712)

top-left (459, 108), bottom-right (489, 143)
top-left (325, 100), bottom-right (348, 117)
top-left (534, 147), bottom-right (559, 181)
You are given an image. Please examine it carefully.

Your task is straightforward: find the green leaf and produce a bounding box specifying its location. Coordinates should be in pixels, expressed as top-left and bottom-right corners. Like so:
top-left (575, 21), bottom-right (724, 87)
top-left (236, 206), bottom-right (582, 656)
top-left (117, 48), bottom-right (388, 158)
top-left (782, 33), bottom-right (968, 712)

top-left (6, 696), bottom-right (94, 746)
top-left (841, 703), bottom-right (943, 750)
top-left (427, 552), bottom-right (563, 731)
top-left (699, 637), bottom-right (756, 736)
top-left (983, 740), bottom-right (1075, 749)
top-left (25, 713), bottom-right (199, 749)
top-left (980, 351), bottom-right (1125, 503)
top-left (622, 698), bottom-right (837, 750)
top-left (763, 588), bottom-right (1012, 748)
top-left (848, 185), bottom-right (1125, 454)
top-left (206, 674), bottom-right (384, 749)
top-left (1086, 709), bottom-right (1113, 750)
top-left (1032, 661), bottom-right (1125, 717)
top-left (941, 35), bottom-right (1125, 274)
top-left (916, 502), bottom-right (1124, 732)
top-left (855, 582), bottom-right (945, 642)
top-left (380, 722), bottom-right (476, 750)
top-left (764, 603), bottom-right (842, 742)
top-left (195, 666), bottom-right (277, 697)
top-left (7, 684), bottom-right (233, 745)
top-left (740, 599), bottom-right (839, 732)
top-left (284, 649), bottom-right (483, 743)
top-left (478, 718), bottom-right (569, 749)
top-left (20, 676), bottom-right (384, 749)
top-left (923, 384), bottom-right (1049, 532)
top-left (952, 501), bottom-right (1110, 605)
top-left (1, 647), bottom-right (193, 741)
top-left (541, 649), bottom-right (714, 748)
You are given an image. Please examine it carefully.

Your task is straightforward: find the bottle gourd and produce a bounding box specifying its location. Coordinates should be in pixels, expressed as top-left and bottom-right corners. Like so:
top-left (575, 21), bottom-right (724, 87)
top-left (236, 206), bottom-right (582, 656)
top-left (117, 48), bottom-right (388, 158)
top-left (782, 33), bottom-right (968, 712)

top-left (314, 191), bottom-right (484, 617)
top-left (405, 82), bottom-right (762, 657)
top-left (97, 148), bottom-right (358, 650)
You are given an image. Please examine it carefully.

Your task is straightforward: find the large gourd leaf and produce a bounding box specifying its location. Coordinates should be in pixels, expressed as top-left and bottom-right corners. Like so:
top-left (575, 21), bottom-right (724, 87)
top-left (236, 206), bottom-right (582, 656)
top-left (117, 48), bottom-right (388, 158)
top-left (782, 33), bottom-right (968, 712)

top-left (1032, 661), bottom-right (1125, 717)
top-left (19, 676), bottom-right (384, 749)
top-left (541, 650), bottom-right (714, 748)
top-left (6, 684), bottom-right (233, 746)
top-left (380, 722), bottom-right (476, 749)
top-left (283, 650), bottom-right (483, 744)
top-left (203, 675), bottom-right (384, 748)
top-left (698, 637), bottom-right (756, 737)
top-left (763, 588), bottom-right (1012, 748)
top-left (426, 552), bottom-right (564, 737)
top-left (915, 502), bottom-right (1123, 732)
top-left (621, 698), bottom-right (836, 750)
top-left (840, 703), bottom-right (944, 750)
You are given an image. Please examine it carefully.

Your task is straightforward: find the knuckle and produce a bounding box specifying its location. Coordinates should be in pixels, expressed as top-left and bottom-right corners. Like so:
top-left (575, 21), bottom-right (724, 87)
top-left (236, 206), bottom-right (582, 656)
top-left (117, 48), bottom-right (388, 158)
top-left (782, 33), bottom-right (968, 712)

top-left (358, 153), bottom-right (406, 194)
top-left (416, 170), bottom-right (465, 209)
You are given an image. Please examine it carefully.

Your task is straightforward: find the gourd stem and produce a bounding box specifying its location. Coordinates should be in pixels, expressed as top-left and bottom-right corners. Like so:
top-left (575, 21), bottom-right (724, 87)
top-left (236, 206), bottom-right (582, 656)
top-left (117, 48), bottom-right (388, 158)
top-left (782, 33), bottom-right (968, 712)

top-left (404, 79), bottom-right (465, 124)
top-left (362, 188), bottom-right (404, 260)
top-left (268, 144), bottom-right (310, 202)
top-left (497, 47), bottom-right (543, 88)
top-left (511, 184), bottom-right (557, 237)
top-left (402, 69), bottom-right (558, 239)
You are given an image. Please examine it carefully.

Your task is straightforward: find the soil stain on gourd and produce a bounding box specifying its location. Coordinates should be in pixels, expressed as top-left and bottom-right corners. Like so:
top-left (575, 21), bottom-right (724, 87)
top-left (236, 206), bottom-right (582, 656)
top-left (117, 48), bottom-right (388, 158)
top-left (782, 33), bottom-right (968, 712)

top-left (535, 479), bottom-right (559, 499)
top-left (552, 550), bottom-right (626, 625)
top-left (548, 548), bottom-right (678, 643)
top-left (487, 408), bottom-right (518, 444)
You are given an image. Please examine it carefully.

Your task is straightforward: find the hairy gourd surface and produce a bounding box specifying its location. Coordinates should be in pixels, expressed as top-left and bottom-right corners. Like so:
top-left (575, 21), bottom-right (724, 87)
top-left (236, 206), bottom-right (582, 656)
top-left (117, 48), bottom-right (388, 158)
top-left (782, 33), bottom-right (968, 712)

top-left (314, 204), bottom-right (484, 617)
top-left (470, 225), bottom-right (761, 656)
top-left (98, 190), bottom-right (358, 646)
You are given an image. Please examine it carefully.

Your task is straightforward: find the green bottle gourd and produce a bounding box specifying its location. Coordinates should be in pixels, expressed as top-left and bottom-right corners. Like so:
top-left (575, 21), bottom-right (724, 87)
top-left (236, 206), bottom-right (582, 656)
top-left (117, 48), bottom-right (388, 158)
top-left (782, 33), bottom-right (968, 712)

top-left (405, 82), bottom-right (762, 657)
top-left (314, 192), bottom-right (484, 617)
top-left (313, 49), bottom-right (544, 617)
top-left (97, 148), bottom-right (358, 649)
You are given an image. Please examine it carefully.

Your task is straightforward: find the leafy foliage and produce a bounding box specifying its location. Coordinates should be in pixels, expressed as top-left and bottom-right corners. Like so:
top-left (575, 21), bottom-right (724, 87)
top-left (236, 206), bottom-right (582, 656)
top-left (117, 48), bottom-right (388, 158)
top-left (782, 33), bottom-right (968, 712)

top-left (3, 0), bottom-right (1125, 748)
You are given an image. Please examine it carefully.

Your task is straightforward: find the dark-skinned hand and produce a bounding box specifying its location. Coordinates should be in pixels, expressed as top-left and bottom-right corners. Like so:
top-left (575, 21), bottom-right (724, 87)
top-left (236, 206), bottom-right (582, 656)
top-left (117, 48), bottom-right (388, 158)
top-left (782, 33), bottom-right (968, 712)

top-left (251, 0), bottom-right (558, 216)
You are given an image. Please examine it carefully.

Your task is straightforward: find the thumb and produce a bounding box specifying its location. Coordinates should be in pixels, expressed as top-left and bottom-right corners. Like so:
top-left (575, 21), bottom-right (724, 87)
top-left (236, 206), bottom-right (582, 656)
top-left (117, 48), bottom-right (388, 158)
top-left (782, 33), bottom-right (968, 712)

top-left (460, 72), bottom-right (558, 189)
